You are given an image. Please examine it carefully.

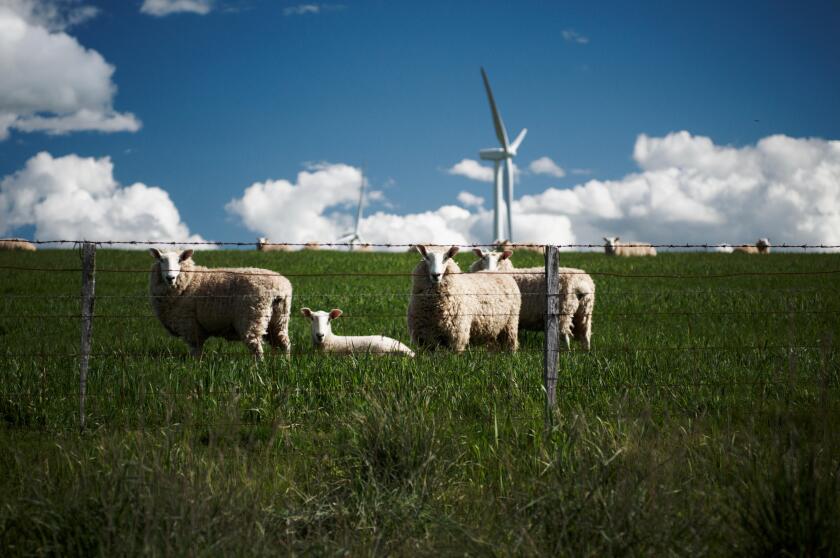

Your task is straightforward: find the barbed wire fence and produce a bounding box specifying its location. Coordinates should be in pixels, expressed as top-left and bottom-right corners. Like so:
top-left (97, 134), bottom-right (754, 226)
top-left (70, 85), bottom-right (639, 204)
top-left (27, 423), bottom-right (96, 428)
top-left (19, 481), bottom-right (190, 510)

top-left (1, 240), bottom-right (838, 432)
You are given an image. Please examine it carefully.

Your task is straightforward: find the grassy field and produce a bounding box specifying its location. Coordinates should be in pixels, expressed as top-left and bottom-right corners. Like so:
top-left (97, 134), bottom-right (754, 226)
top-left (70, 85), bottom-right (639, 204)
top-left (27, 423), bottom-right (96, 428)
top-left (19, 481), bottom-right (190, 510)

top-left (1, 247), bottom-right (839, 556)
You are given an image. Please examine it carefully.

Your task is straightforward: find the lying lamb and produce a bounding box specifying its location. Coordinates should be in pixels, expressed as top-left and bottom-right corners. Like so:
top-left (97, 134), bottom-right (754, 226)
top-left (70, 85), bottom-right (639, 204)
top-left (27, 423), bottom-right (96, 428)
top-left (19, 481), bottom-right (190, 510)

top-left (470, 248), bottom-right (595, 351)
top-left (603, 236), bottom-right (657, 256)
top-left (733, 238), bottom-right (771, 254)
top-left (149, 249), bottom-right (292, 360)
top-left (407, 245), bottom-right (520, 352)
top-left (301, 308), bottom-right (414, 356)
top-left (256, 237), bottom-right (292, 251)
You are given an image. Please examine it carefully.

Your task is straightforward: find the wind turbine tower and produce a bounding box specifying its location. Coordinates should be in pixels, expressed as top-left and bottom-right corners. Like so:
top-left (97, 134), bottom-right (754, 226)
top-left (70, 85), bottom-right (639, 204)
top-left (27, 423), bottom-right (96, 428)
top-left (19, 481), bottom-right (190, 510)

top-left (336, 169), bottom-right (367, 250)
top-left (478, 67), bottom-right (527, 243)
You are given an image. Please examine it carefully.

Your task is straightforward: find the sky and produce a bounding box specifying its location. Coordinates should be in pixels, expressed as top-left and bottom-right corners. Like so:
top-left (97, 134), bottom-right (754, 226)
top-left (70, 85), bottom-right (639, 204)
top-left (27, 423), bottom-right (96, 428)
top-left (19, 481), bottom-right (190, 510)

top-left (1, 0), bottom-right (839, 249)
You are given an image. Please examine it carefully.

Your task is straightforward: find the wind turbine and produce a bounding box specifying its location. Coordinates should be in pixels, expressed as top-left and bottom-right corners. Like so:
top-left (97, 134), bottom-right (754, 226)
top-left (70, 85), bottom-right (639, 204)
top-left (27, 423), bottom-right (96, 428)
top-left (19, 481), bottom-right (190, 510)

top-left (479, 67), bottom-right (527, 243)
top-left (336, 168), bottom-right (367, 250)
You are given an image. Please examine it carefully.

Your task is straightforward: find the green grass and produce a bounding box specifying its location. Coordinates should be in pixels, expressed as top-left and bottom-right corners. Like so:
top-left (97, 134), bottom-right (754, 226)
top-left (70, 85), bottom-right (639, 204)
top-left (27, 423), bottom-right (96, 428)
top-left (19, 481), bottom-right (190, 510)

top-left (1, 248), bottom-right (839, 556)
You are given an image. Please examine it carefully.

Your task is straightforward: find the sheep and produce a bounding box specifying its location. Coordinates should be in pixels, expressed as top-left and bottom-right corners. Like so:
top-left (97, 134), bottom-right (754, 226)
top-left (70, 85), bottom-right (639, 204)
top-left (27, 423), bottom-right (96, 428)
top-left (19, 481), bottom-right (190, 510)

top-left (148, 248), bottom-right (292, 360)
top-left (470, 248), bottom-right (595, 351)
top-left (303, 241), bottom-right (321, 251)
top-left (495, 239), bottom-right (545, 255)
top-left (733, 238), bottom-right (771, 254)
top-left (0, 238), bottom-right (37, 251)
top-left (256, 237), bottom-right (292, 252)
top-left (603, 236), bottom-right (657, 256)
top-left (407, 245), bottom-right (520, 352)
top-left (300, 307), bottom-right (415, 356)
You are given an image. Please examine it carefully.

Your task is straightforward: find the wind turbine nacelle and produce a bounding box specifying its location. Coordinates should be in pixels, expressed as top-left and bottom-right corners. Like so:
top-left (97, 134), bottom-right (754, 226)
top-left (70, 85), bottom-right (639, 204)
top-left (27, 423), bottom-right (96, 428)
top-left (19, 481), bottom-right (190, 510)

top-left (479, 148), bottom-right (508, 161)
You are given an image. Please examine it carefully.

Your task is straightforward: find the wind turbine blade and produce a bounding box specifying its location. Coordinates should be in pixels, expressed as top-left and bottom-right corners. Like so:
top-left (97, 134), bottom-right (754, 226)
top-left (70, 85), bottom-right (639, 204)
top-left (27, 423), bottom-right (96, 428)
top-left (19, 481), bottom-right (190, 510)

top-left (480, 67), bottom-right (510, 149)
top-left (509, 128), bottom-right (527, 155)
top-left (354, 172), bottom-right (366, 235)
top-left (504, 158), bottom-right (514, 242)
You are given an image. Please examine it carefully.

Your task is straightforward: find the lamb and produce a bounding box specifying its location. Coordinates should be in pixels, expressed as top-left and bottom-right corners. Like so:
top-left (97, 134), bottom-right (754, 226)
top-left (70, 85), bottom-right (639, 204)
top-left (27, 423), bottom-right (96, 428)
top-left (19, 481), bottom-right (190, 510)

top-left (301, 308), bottom-right (415, 356)
top-left (256, 237), bottom-right (292, 252)
top-left (733, 238), bottom-right (771, 254)
top-left (470, 248), bottom-right (595, 351)
top-left (407, 245), bottom-right (520, 352)
top-left (303, 241), bottom-right (321, 251)
top-left (495, 239), bottom-right (545, 255)
top-left (148, 248), bottom-right (292, 360)
top-left (603, 236), bottom-right (657, 256)
top-left (0, 238), bottom-right (36, 251)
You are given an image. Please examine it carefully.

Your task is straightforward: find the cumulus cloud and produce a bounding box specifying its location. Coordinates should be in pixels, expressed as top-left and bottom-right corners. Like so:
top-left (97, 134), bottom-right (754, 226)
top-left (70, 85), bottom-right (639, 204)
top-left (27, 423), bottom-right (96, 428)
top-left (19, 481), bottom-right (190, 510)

top-left (562, 29), bottom-right (589, 44)
top-left (2, 0), bottom-right (99, 30)
top-left (447, 159), bottom-right (494, 182)
top-left (457, 191), bottom-right (484, 208)
top-left (529, 156), bottom-right (566, 178)
top-left (0, 2), bottom-right (140, 139)
top-left (0, 152), bottom-right (207, 246)
top-left (140, 0), bottom-right (212, 16)
top-left (228, 132), bottom-right (840, 251)
top-left (516, 131), bottom-right (840, 248)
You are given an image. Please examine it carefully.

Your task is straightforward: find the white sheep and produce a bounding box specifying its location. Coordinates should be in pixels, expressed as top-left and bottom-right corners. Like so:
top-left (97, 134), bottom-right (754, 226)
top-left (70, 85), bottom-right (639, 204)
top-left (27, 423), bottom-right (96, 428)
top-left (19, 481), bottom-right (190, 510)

top-left (256, 237), bottom-right (292, 252)
top-left (0, 238), bottom-right (36, 251)
top-left (733, 238), bottom-right (771, 254)
top-left (470, 248), bottom-right (595, 351)
top-left (603, 236), bottom-right (657, 256)
top-left (407, 245), bottom-right (521, 352)
top-left (149, 248), bottom-right (292, 360)
top-left (300, 308), bottom-right (415, 356)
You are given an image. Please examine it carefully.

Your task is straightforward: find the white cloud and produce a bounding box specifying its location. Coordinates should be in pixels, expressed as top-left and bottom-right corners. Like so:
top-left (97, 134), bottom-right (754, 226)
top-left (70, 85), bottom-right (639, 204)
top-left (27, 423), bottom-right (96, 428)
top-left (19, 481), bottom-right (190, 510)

top-left (516, 131), bottom-right (840, 248)
top-left (0, 152), bottom-right (207, 246)
top-left (140, 0), bottom-right (212, 16)
top-left (229, 132), bottom-right (840, 251)
top-left (562, 29), bottom-right (589, 44)
top-left (457, 191), bottom-right (484, 208)
top-left (283, 4), bottom-right (320, 16)
top-left (529, 156), bottom-right (566, 178)
top-left (2, 0), bottom-right (98, 31)
top-left (447, 158), bottom-right (493, 182)
top-left (0, 2), bottom-right (140, 139)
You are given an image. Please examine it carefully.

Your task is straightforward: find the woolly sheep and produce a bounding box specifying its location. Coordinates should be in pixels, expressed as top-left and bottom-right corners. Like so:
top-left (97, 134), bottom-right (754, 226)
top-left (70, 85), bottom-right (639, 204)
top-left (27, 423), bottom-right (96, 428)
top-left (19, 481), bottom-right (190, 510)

top-left (470, 249), bottom-right (595, 351)
top-left (149, 248), bottom-right (292, 360)
top-left (733, 238), bottom-right (771, 254)
top-left (0, 238), bottom-right (36, 251)
top-left (603, 236), bottom-right (657, 256)
top-left (301, 307), bottom-right (415, 356)
top-left (256, 237), bottom-right (292, 252)
top-left (407, 245), bottom-right (520, 352)
top-left (303, 241), bottom-right (321, 251)
top-left (495, 239), bottom-right (545, 255)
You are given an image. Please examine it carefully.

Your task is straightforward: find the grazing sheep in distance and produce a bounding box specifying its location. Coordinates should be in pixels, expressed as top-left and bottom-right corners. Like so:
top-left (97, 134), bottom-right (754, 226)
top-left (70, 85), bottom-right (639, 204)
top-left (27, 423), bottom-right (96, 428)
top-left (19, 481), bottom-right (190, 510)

top-left (470, 248), bottom-right (595, 351)
top-left (0, 238), bottom-right (36, 251)
top-left (256, 237), bottom-right (292, 252)
top-left (496, 239), bottom-right (545, 255)
top-left (603, 236), bottom-right (657, 256)
top-left (407, 245), bottom-right (521, 352)
top-left (149, 249), bottom-right (292, 360)
top-left (303, 241), bottom-right (321, 251)
top-left (301, 307), bottom-right (415, 356)
top-left (733, 238), bottom-right (771, 254)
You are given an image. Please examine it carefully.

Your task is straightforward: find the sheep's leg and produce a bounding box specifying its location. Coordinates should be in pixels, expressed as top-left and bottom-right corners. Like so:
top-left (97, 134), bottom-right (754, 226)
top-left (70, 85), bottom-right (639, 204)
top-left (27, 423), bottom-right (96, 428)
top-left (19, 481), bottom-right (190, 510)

top-left (244, 334), bottom-right (265, 361)
top-left (574, 293), bottom-right (594, 352)
top-left (558, 291), bottom-right (576, 351)
top-left (188, 331), bottom-right (207, 360)
top-left (498, 320), bottom-right (519, 352)
top-left (267, 296), bottom-right (292, 356)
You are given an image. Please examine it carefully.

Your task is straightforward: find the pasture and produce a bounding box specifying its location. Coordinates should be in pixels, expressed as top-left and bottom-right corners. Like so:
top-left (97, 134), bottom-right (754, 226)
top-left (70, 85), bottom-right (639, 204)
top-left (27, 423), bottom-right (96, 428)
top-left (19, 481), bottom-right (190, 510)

top-left (1, 247), bottom-right (839, 556)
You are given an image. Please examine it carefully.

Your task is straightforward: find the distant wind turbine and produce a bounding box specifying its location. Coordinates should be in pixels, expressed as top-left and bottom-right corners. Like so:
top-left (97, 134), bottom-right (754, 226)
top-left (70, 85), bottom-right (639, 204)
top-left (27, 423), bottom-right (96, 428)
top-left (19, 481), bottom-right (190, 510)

top-left (478, 67), bottom-right (527, 243)
top-left (336, 168), bottom-right (367, 250)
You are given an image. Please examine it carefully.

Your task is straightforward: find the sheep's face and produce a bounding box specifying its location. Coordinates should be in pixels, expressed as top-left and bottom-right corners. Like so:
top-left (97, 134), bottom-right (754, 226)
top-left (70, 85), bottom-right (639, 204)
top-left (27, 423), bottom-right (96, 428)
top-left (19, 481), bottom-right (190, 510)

top-left (757, 238), bottom-right (770, 249)
top-left (416, 245), bottom-right (459, 284)
top-left (150, 248), bottom-right (193, 287)
top-left (301, 308), bottom-right (341, 346)
top-left (471, 248), bottom-right (512, 271)
top-left (603, 237), bottom-right (619, 254)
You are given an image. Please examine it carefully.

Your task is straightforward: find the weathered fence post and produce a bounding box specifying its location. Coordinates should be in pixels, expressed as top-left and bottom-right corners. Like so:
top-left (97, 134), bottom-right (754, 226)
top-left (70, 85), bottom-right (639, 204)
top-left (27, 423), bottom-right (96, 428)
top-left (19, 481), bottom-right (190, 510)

top-left (543, 245), bottom-right (560, 426)
top-left (79, 242), bottom-right (96, 431)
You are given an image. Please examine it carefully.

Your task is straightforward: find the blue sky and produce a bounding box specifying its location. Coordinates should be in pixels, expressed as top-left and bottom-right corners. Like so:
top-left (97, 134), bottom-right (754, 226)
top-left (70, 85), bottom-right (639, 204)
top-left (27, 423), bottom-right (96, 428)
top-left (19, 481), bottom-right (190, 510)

top-left (1, 0), bottom-right (839, 247)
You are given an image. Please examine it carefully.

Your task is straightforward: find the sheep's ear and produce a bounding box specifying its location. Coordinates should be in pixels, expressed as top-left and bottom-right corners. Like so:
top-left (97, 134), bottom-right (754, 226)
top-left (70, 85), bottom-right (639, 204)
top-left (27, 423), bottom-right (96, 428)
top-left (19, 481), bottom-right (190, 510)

top-left (615, 237), bottom-right (620, 242)
top-left (415, 244), bottom-right (428, 257)
top-left (603, 237), bottom-right (609, 242)
top-left (179, 249), bottom-right (194, 262)
top-left (472, 248), bottom-right (485, 258)
top-left (149, 248), bottom-right (162, 259)
top-left (501, 250), bottom-right (512, 260)
top-left (300, 307), bottom-right (312, 318)
top-left (329, 309), bottom-right (342, 320)
top-left (446, 245), bottom-right (460, 260)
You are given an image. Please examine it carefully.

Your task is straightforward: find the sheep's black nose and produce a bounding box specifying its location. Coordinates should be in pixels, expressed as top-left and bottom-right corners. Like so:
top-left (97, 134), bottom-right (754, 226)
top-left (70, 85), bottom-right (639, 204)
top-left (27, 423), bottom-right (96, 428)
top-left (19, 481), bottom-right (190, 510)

top-left (316, 334), bottom-right (324, 342)
top-left (432, 273), bottom-right (441, 281)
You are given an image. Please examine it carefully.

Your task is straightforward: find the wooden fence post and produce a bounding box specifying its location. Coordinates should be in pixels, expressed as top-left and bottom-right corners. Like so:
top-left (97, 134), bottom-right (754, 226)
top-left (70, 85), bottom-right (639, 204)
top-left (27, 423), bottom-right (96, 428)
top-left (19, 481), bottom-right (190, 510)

top-left (79, 242), bottom-right (96, 431)
top-left (543, 245), bottom-right (560, 425)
